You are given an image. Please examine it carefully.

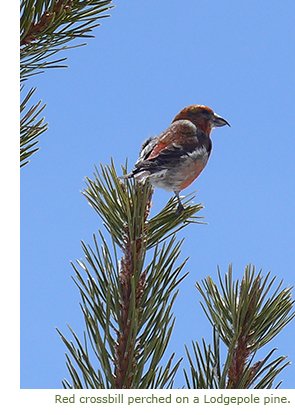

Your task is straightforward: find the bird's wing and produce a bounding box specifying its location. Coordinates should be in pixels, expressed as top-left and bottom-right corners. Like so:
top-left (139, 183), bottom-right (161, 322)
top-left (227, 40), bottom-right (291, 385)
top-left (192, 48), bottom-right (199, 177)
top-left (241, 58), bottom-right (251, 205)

top-left (146, 120), bottom-right (197, 160)
top-left (132, 120), bottom-right (209, 174)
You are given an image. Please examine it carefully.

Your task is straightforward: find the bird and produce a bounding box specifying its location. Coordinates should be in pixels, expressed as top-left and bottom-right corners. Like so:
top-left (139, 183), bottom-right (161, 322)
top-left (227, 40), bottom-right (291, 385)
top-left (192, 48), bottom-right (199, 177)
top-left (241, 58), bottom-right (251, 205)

top-left (120, 105), bottom-right (230, 214)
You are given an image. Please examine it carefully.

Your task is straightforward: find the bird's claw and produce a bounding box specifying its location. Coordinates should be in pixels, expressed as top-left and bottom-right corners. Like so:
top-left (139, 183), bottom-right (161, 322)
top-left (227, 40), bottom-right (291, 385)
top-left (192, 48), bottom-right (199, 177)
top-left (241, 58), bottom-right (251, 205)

top-left (175, 202), bottom-right (184, 216)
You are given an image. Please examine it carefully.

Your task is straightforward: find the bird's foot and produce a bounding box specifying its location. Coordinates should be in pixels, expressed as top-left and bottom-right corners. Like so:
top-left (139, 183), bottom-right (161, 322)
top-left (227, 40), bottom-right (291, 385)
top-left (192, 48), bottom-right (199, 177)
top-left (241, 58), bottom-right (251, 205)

top-left (175, 202), bottom-right (184, 216)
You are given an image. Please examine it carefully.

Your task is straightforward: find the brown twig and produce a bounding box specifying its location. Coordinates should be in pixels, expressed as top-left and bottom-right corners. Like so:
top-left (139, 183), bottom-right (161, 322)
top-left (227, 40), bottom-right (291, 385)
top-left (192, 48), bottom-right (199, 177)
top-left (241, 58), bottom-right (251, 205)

top-left (227, 276), bottom-right (261, 388)
top-left (114, 186), bottom-right (154, 388)
top-left (20, 0), bottom-right (73, 47)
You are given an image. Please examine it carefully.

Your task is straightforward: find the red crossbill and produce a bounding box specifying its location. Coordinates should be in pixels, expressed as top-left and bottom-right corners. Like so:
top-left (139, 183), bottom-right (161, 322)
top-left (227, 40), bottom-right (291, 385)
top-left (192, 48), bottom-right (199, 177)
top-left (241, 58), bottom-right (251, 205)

top-left (120, 105), bottom-right (230, 214)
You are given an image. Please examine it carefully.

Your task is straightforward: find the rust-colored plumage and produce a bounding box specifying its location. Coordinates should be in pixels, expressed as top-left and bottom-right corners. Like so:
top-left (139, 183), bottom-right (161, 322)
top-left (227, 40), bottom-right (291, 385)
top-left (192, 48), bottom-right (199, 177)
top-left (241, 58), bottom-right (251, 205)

top-left (120, 105), bottom-right (230, 214)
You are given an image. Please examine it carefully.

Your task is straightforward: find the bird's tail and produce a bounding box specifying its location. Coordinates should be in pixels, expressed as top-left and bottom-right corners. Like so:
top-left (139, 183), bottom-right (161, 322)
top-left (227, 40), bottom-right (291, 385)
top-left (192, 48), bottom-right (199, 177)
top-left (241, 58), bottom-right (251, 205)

top-left (118, 171), bottom-right (150, 184)
top-left (118, 172), bottom-right (134, 180)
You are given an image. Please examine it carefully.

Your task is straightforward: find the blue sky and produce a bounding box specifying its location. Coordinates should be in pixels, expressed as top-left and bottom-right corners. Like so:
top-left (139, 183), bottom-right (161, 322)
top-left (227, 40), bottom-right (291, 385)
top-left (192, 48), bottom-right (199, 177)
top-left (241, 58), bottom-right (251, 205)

top-left (20, 1), bottom-right (295, 389)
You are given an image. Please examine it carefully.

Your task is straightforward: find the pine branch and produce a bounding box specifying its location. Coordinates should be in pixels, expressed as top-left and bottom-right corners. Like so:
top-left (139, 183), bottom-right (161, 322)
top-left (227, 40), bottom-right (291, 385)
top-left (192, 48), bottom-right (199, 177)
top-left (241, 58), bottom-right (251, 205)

top-left (83, 160), bottom-right (205, 250)
top-left (185, 264), bottom-right (294, 389)
top-left (20, 1), bottom-right (113, 167)
top-left (20, 0), bottom-right (114, 81)
top-left (114, 185), bottom-right (153, 388)
top-left (226, 273), bottom-right (262, 388)
top-left (21, 0), bottom-right (74, 47)
top-left (57, 161), bottom-right (204, 388)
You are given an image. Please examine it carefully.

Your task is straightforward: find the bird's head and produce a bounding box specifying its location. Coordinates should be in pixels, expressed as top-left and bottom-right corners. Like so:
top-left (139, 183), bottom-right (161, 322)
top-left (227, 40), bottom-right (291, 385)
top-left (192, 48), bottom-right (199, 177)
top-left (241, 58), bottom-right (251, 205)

top-left (172, 105), bottom-right (230, 136)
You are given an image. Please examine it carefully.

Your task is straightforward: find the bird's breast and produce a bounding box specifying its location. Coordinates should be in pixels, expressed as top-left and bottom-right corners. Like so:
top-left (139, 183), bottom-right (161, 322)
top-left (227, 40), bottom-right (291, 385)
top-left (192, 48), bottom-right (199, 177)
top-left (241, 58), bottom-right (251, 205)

top-left (148, 145), bottom-right (210, 192)
top-left (176, 147), bottom-right (210, 190)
